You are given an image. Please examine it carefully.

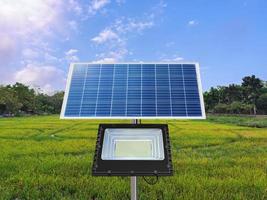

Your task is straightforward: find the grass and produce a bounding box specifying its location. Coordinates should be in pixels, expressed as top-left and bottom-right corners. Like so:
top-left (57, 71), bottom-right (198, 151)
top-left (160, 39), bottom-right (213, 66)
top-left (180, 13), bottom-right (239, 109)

top-left (0, 115), bottom-right (266, 200)
top-left (207, 115), bottom-right (267, 128)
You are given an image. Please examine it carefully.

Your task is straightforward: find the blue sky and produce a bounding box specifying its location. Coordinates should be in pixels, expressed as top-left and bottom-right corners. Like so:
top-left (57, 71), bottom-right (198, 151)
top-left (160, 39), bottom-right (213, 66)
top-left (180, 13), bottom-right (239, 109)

top-left (0, 0), bottom-right (266, 93)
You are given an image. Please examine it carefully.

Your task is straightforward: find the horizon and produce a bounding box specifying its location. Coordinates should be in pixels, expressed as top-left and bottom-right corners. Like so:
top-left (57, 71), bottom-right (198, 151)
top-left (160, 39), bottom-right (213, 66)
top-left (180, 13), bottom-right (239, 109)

top-left (0, 0), bottom-right (266, 94)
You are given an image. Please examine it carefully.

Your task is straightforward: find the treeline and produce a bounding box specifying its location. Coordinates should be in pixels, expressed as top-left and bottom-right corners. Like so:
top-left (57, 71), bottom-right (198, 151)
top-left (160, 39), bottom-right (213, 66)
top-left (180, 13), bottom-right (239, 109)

top-left (0, 83), bottom-right (64, 116)
top-left (204, 75), bottom-right (267, 115)
top-left (1, 75), bottom-right (267, 116)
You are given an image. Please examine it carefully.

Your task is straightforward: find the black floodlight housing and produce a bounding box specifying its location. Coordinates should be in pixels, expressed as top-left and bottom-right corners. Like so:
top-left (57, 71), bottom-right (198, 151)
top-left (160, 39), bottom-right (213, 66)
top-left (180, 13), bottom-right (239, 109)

top-left (92, 124), bottom-right (173, 176)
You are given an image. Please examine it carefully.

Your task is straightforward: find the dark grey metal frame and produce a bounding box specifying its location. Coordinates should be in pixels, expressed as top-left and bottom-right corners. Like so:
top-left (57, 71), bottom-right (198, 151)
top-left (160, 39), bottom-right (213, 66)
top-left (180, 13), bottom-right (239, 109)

top-left (92, 124), bottom-right (173, 176)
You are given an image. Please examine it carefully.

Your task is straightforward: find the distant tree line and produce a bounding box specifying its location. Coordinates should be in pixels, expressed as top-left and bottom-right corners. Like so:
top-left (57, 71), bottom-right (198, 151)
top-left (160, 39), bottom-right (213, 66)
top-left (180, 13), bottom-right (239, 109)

top-left (0, 75), bottom-right (267, 116)
top-left (0, 83), bottom-right (64, 116)
top-left (204, 75), bottom-right (267, 115)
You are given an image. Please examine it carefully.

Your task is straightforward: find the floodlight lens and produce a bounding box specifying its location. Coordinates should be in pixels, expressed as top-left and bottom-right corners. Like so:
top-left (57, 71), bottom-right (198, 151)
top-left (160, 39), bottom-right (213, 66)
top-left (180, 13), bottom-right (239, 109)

top-left (101, 128), bottom-right (164, 160)
top-left (115, 140), bottom-right (152, 158)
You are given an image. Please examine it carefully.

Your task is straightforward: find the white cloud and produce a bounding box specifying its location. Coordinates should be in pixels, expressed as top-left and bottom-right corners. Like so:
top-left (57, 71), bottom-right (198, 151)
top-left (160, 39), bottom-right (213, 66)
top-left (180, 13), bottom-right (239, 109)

top-left (0, 34), bottom-right (16, 63)
top-left (188, 20), bottom-right (198, 26)
top-left (172, 56), bottom-right (184, 61)
top-left (93, 57), bottom-right (117, 63)
top-left (21, 47), bottom-right (60, 65)
top-left (165, 41), bottom-right (175, 47)
top-left (116, 0), bottom-right (126, 6)
top-left (45, 53), bottom-right (60, 63)
top-left (66, 49), bottom-right (78, 56)
top-left (22, 48), bottom-right (39, 59)
top-left (91, 29), bottom-right (119, 44)
top-left (109, 49), bottom-right (128, 60)
top-left (65, 49), bottom-right (79, 62)
top-left (0, 0), bottom-right (67, 68)
top-left (91, 17), bottom-right (155, 60)
top-left (88, 0), bottom-right (110, 14)
top-left (14, 64), bottom-right (65, 94)
top-left (0, 0), bottom-right (64, 38)
top-left (0, 0), bottom-right (82, 60)
top-left (127, 20), bottom-right (154, 32)
top-left (0, 0), bottom-right (89, 92)
top-left (149, 0), bottom-right (167, 22)
top-left (68, 20), bottom-right (78, 32)
top-left (92, 20), bottom-right (148, 44)
top-left (113, 18), bottom-right (154, 34)
top-left (68, 0), bottom-right (82, 15)
top-left (161, 54), bottom-right (184, 62)
top-left (91, 1), bottom-right (166, 63)
top-left (94, 48), bottom-right (127, 63)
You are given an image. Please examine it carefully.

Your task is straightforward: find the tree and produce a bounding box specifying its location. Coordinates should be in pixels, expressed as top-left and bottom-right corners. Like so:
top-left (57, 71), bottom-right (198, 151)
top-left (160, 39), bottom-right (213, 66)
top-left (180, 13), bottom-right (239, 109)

top-left (228, 101), bottom-right (253, 114)
top-left (224, 84), bottom-right (243, 103)
top-left (217, 86), bottom-right (228, 104)
top-left (0, 83), bottom-right (64, 116)
top-left (203, 75), bottom-right (266, 114)
top-left (256, 94), bottom-right (267, 114)
top-left (259, 86), bottom-right (267, 94)
top-left (242, 75), bottom-right (263, 114)
top-left (8, 82), bottom-right (37, 113)
top-left (50, 91), bottom-right (64, 113)
top-left (35, 94), bottom-right (53, 114)
top-left (204, 84), bottom-right (243, 112)
top-left (204, 87), bottom-right (220, 111)
top-left (213, 103), bottom-right (228, 114)
top-left (0, 86), bottom-right (22, 115)
top-left (35, 91), bottom-right (64, 114)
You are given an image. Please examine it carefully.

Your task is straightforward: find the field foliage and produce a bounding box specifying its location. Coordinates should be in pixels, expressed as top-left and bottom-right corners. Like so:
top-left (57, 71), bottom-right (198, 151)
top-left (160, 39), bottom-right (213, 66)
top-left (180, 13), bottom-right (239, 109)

top-left (208, 115), bottom-right (267, 128)
top-left (0, 115), bottom-right (266, 200)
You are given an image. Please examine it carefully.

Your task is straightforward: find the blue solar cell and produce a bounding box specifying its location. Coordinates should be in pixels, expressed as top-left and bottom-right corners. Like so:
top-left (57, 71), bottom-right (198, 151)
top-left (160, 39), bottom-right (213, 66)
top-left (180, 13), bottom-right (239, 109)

top-left (61, 63), bottom-right (205, 118)
top-left (156, 64), bottom-right (171, 116)
top-left (65, 64), bottom-right (87, 117)
top-left (183, 64), bottom-right (202, 116)
top-left (142, 64), bottom-right (156, 116)
top-left (80, 64), bottom-right (100, 116)
top-left (169, 64), bottom-right (187, 116)
top-left (96, 64), bottom-right (114, 116)
top-left (127, 64), bottom-right (141, 116)
top-left (111, 64), bottom-right (127, 116)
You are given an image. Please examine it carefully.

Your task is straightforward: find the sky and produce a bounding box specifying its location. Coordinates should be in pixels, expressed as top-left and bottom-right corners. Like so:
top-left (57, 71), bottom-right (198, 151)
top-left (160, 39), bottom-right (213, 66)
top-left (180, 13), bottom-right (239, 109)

top-left (0, 0), bottom-right (266, 94)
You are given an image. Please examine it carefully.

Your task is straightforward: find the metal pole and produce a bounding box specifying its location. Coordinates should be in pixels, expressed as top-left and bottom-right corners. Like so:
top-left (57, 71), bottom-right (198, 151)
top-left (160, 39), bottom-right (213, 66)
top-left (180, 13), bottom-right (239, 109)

top-left (132, 119), bottom-right (141, 124)
top-left (131, 176), bottom-right (137, 200)
top-left (131, 119), bottom-right (140, 200)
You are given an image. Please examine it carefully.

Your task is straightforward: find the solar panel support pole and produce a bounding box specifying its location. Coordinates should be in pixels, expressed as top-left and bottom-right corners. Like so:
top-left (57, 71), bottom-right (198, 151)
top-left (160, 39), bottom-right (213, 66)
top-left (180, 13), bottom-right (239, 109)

top-left (131, 119), bottom-right (140, 200)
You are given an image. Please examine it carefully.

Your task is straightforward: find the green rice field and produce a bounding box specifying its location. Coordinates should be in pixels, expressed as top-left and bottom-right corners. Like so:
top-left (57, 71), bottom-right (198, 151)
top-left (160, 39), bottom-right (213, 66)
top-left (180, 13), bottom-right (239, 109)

top-left (0, 115), bottom-right (266, 200)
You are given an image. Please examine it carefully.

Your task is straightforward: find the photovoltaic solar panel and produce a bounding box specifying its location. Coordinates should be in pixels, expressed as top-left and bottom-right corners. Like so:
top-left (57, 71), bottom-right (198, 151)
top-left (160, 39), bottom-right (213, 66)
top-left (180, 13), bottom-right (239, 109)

top-left (60, 63), bottom-right (206, 119)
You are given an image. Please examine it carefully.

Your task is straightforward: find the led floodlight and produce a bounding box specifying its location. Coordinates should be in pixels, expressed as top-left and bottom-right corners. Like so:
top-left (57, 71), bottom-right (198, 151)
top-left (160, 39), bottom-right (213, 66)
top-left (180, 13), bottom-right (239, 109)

top-left (92, 124), bottom-right (173, 176)
top-left (101, 128), bottom-right (164, 160)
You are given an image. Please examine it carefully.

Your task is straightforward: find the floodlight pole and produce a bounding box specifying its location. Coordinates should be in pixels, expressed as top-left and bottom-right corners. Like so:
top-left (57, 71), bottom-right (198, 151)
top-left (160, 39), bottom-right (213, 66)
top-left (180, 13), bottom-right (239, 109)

top-left (131, 176), bottom-right (137, 200)
top-left (131, 119), bottom-right (141, 200)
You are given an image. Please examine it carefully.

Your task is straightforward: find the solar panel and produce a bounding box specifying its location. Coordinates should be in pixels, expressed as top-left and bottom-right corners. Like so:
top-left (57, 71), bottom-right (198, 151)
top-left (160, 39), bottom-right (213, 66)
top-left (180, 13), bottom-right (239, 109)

top-left (60, 63), bottom-right (206, 119)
